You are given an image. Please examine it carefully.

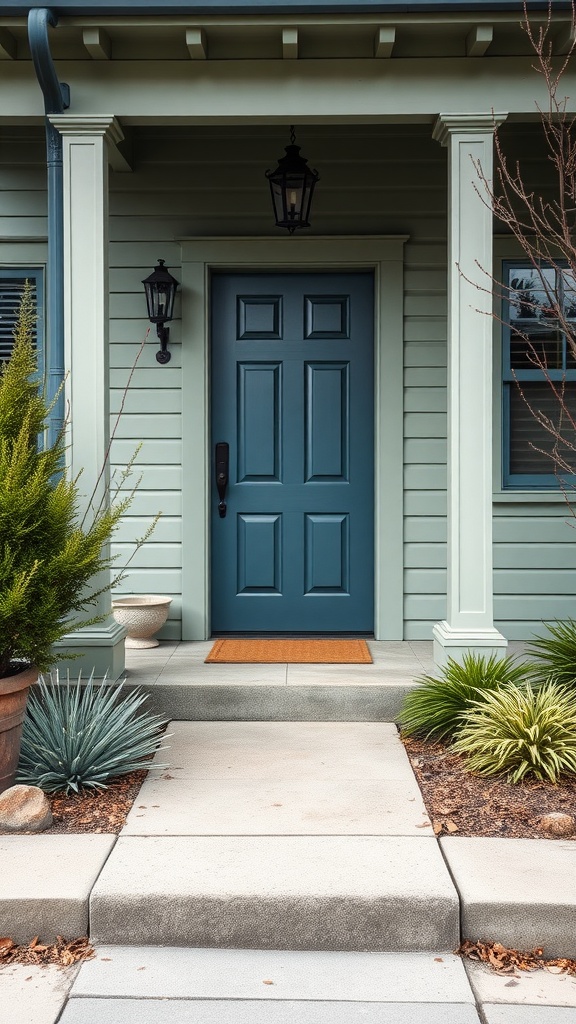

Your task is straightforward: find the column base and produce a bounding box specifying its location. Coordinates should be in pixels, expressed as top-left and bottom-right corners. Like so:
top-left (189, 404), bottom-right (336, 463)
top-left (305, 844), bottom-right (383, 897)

top-left (52, 621), bottom-right (127, 681)
top-left (432, 621), bottom-right (508, 669)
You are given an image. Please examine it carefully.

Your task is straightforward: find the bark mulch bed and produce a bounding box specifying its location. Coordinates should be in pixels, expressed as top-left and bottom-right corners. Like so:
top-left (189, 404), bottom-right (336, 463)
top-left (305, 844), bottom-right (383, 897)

top-left (0, 769), bottom-right (148, 836)
top-left (47, 769), bottom-right (148, 834)
top-left (403, 734), bottom-right (576, 840)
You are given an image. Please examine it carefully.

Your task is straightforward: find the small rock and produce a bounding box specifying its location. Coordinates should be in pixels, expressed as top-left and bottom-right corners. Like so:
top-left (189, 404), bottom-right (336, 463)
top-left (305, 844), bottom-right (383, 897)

top-left (0, 785), bottom-right (52, 832)
top-left (538, 812), bottom-right (575, 838)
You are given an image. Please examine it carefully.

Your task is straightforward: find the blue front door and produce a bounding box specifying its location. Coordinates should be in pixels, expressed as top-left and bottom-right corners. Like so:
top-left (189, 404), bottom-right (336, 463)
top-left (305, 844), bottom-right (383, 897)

top-left (211, 271), bottom-right (374, 634)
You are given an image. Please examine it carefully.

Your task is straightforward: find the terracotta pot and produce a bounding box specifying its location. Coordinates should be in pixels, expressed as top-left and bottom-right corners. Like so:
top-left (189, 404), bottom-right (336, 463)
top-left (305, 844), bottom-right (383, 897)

top-left (112, 595), bottom-right (172, 649)
top-left (0, 664), bottom-right (37, 795)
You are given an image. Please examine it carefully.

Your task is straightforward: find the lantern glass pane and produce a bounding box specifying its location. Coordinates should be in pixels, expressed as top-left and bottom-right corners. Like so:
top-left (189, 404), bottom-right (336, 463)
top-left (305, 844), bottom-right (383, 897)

top-left (286, 189), bottom-right (304, 225)
top-left (270, 180), bottom-right (286, 225)
top-left (157, 284), bottom-right (170, 320)
top-left (144, 282), bottom-right (155, 320)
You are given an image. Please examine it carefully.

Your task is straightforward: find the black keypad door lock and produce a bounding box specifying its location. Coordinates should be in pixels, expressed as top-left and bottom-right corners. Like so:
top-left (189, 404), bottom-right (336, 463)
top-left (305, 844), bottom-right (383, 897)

top-left (215, 442), bottom-right (229, 518)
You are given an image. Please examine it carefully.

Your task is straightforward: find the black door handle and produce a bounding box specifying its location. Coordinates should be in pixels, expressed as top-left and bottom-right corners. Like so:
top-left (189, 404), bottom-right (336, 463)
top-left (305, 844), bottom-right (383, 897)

top-left (215, 442), bottom-right (229, 518)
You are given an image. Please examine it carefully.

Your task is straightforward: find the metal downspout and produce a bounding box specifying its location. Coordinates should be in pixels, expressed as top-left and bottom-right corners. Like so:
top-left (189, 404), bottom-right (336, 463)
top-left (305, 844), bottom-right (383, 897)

top-left (27, 8), bottom-right (69, 447)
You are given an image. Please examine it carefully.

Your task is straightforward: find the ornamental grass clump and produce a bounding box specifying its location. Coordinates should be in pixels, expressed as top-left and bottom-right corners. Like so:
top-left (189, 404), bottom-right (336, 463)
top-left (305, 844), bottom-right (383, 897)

top-left (17, 671), bottom-right (169, 793)
top-left (398, 653), bottom-right (534, 741)
top-left (525, 619), bottom-right (576, 689)
top-left (451, 680), bottom-right (576, 784)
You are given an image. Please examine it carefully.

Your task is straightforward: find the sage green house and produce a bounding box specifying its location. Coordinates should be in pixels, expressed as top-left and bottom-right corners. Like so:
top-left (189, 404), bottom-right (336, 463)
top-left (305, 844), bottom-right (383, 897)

top-left (1, 0), bottom-right (575, 677)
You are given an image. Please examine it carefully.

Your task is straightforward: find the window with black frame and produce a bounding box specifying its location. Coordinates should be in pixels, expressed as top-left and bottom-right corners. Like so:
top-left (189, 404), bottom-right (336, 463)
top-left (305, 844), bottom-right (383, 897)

top-left (0, 268), bottom-right (43, 371)
top-left (503, 262), bottom-right (576, 489)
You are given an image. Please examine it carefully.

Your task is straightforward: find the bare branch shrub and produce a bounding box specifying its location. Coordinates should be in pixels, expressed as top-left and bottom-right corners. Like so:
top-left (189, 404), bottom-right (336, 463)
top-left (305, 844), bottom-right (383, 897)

top-left (475, 3), bottom-right (576, 500)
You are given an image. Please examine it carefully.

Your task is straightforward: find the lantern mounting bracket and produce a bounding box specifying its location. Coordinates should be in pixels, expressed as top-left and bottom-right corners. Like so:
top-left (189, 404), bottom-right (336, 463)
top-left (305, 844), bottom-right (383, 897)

top-left (155, 324), bottom-right (171, 364)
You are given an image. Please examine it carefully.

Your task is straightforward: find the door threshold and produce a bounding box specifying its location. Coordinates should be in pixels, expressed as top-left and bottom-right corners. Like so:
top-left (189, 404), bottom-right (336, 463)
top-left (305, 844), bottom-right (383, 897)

top-left (211, 632), bottom-right (375, 639)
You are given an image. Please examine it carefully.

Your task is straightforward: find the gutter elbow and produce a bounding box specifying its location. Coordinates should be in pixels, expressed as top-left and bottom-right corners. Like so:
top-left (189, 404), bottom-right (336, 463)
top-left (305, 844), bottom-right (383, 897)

top-left (27, 8), bottom-right (69, 114)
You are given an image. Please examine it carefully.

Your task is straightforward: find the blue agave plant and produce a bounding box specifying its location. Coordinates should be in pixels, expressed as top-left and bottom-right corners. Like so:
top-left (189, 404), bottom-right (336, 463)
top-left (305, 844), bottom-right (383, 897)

top-left (17, 670), bottom-right (169, 793)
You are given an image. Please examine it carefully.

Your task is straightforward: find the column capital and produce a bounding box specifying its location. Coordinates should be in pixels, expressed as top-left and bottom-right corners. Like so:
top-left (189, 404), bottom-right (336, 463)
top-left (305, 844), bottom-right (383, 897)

top-left (48, 114), bottom-right (124, 147)
top-left (48, 115), bottom-right (131, 171)
top-left (432, 112), bottom-right (508, 146)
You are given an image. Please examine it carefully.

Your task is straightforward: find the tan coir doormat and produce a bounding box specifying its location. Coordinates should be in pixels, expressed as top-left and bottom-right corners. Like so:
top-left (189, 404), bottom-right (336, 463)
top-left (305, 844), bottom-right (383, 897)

top-left (205, 638), bottom-right (373, 664)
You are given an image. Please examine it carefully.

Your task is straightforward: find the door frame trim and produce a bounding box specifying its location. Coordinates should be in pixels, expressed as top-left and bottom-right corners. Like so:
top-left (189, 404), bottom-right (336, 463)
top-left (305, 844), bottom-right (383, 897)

top-left (179, 235), bottom-right (408, 640)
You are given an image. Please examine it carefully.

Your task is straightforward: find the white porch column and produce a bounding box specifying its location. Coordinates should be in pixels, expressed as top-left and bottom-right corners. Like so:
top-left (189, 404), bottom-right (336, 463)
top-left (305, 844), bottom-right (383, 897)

top-left (432, 113), bottom-right (508, 667)
top-left (49, 114), bottom-right (126, 680)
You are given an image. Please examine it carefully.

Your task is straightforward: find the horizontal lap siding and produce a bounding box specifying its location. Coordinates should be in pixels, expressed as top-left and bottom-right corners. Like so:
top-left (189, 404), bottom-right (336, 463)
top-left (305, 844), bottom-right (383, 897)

top-left (109, 279), bottom-right (183, 639)
top-left (0, 132), bottom-right (47, 239)
top-left (494, 508), bottom-right (576, 640)
top-left (109, 125), bottom-right (449, 639)
top-left (403, 228), bottom-right (448, 639)
top-left (3, 122), bottom-right (569, 643)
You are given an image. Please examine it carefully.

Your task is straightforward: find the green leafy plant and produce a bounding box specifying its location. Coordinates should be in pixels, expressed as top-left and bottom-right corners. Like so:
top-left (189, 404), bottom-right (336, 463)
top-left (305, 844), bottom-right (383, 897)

top-left (398, 653), bottom-right (534, 741)
top-left (0, 282), bottom-right (144, 677)
top-left (17, 670), bottom-right (169, 793)
top-left (525, 619), bottom-right (576, 688)
top-left (451, 680), bottom-right (576, 784)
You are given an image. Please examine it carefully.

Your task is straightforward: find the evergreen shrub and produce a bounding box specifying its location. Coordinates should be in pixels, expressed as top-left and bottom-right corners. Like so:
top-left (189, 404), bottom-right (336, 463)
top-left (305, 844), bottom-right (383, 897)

top-left (0, 282), bottom-right (130, 677)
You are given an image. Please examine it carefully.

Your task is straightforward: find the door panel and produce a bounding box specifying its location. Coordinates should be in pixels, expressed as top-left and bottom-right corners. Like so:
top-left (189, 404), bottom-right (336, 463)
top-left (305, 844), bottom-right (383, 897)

top-left (211, 271), bottom-right (374, 633)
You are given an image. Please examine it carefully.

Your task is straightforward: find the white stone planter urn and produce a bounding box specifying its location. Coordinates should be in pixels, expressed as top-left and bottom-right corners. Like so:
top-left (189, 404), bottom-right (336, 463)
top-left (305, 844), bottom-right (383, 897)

top-left (111, 595), bottom-right (172, 649)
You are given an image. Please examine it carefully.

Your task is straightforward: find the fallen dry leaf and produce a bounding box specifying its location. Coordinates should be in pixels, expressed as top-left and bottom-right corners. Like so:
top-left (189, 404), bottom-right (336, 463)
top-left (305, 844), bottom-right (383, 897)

top-left (445, 820), bottom-right (459, 833)
top-left (457, 940), bottom-right (576, 976)
top-left (0, 935), bottom-right (95, 967)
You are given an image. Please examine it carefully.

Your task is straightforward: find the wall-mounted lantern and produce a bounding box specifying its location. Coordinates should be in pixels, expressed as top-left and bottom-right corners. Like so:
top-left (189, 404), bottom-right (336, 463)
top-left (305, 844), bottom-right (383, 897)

top-left (265, 126), bottom-right (320, 234)
top-left (142, 259), bottom-right (179, 364)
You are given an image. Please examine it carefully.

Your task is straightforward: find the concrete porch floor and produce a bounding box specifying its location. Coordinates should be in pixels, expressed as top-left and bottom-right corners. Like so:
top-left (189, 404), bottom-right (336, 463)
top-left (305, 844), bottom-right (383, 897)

top-left (124, 639), bottom-right (435, 683)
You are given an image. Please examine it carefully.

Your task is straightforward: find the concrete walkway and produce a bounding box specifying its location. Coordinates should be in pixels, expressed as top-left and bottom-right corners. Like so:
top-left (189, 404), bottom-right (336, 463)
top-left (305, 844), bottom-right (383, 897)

top-left (0, 641), bottom-right (575, 1022)
top-left (4, 947), bottom-right (576, 1023)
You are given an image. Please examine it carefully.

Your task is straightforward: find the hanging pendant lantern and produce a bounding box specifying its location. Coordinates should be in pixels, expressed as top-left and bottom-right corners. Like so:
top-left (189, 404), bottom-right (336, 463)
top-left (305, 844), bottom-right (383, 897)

top-left (266, 126), bottom-right (320, 234)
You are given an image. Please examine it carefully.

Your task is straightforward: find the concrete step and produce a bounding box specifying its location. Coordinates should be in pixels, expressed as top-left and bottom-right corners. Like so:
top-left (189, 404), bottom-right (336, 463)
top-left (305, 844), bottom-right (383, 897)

top-left (0, 834), bottom-right (116, 944)
top-left (90, 833), bottom-right (460, 950)
top-left (126, 678), bottom-right (418, 722)
top-left (89, 722), bottom-right (460, 951)
top-left (440, 837), bottom-right (576, 959)
top-left (123, 641), bottom-right (433, 722)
